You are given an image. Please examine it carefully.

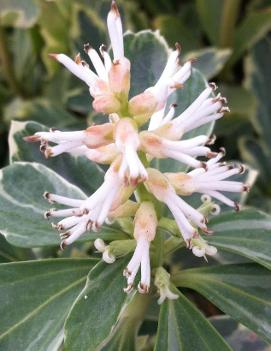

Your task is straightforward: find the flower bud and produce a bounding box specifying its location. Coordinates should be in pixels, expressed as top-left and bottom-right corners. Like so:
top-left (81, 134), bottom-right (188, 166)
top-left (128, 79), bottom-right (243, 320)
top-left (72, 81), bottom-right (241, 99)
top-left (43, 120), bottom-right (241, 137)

top-left (155, 267), bottom-right (179, 304)
top-left (128, 90), bottom-right (158, 125)
top-left (94, 238), bottom-right (106, 252)
top-left (109, 200), bottom-right (139, 220)
top-left (134, 201), bottom-right (158, 242)
top-left (85, 123), bottom-right (114, 148)
top-left (92, 93), bottom-right (121, 114)
top-left (164, 172), bottom-right (194, 195)
top-left (108, 57), bottom-right (131, 98)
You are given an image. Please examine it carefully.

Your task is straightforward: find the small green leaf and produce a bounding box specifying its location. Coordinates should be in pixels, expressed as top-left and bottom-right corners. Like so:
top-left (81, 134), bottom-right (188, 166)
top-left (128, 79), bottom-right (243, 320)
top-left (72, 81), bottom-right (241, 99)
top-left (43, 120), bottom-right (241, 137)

top-left (185, 47), bottom-right (232, 79)
top-left (64, 258), bottom-right (130, 351)
top-left (208, 208), bottom-right (271, 270)
top-left (9, 120), bottom-right (104, 194)
top-left (0, 258), bottom-right (97, 351)
top-left (124, 30), bottom-right (169, 97)
top-left (0, 162), bottom-right (86, 248)
top-left (0, 0), bottom-right (40, 28)
top-left (174, 263), bottom-right (271, 343)
top-left (155, 290), bottom-right (232, 351)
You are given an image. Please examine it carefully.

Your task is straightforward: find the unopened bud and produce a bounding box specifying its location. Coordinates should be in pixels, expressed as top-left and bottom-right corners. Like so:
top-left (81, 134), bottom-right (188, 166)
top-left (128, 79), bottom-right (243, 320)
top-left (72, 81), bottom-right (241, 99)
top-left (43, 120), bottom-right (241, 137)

top-left (92, 93), bottom-right (121, 114)
top-left (128, 90), bottom-right (158, 125)
top-left (134, 202), bottom-right (158, 242)
top-left (108, 57), bottom-right (131, 98)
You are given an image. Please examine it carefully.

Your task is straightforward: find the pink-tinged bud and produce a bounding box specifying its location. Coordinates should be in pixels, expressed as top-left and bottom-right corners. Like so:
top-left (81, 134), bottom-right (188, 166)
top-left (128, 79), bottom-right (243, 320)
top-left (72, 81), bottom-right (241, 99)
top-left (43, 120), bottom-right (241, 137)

top-left (164, 172), bottom-right (195, 196)
top-left (85, 143), bottom-right (118, 164)
top-left (108, 57), bottom-right (131, 97)
top-left (134, 202), bottom-right (158, 242)
top-left (90, 79), bottom-right (109, 97)
top-left (144, 168), bottom-right (170, 202)
top-left (85, 123), bottom-right (114, 148)
top-left (92, 93), bottom-right (121, 114)
top-left (140, 131), bottom-right (164, 158)
top-left (128, 90), bottom-right (158, 125)
top-left (110, 183), bottom-right (135, 211)
top-left (108, 200), bottom-right (139, 220)
top-left (115, 118), bottom-right (138, 145)
top-left (153, 123), bottom-right (184, 141)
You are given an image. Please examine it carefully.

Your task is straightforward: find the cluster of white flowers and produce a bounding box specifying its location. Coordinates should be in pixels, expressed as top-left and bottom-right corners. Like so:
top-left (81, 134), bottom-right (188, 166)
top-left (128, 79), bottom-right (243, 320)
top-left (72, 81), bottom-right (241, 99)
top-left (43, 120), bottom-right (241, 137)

top-left (25, 1), bottom-right (248, 300)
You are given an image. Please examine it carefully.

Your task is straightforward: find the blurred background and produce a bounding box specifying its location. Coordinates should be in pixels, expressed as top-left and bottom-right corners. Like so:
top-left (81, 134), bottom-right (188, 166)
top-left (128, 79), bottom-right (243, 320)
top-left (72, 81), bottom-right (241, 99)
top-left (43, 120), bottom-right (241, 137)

top-left (0, 0), bottom-right (270, 212)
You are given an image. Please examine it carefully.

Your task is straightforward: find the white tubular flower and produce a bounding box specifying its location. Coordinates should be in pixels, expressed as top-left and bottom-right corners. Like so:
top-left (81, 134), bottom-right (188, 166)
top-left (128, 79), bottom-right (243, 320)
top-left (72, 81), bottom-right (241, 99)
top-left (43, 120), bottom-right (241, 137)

top-left (123, 202), bottom-right (157, 294)
top-left (190, 236), bottom-right (217, 261)
top-left (68, 143), bottom-right (118, 165)
top-left (145, 168), bottom-right (208, 243)
top-left (44, 160), bottom-right (123, 248)
top-left (148, 104), bottom-right (176, 131)
top-left (154, 267), bottom-right (179, 304)
top-left (107, 0), bottom-right (124, 60)
top-left (140, 132), bottom-right (216, 169)
top-left (166, 150), bottom-right (248, 209)
top-left (115, 118), bottom-right (148, 185)
top-left (128, 45), bottom-right (191, 125)
top-left (24, 123), bottom-right (114, 158)
top-left (155, 84), bottom-right (229, 140)
top-left (49, 53), bottom-right (99, 89)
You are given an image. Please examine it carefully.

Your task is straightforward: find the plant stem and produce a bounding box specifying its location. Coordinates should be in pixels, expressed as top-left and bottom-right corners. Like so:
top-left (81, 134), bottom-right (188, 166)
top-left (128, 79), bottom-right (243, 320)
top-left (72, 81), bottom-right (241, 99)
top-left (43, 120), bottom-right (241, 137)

top-left (219, 0), bottom-right (241, 48)
top-left (0, 25), bottom-right (26, 97)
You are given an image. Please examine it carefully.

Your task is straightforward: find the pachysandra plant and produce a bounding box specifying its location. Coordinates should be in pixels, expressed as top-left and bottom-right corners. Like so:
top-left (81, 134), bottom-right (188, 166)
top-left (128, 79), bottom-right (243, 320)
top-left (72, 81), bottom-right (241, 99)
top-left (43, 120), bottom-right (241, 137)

top-left (24, 1), bottom-right (249, 301)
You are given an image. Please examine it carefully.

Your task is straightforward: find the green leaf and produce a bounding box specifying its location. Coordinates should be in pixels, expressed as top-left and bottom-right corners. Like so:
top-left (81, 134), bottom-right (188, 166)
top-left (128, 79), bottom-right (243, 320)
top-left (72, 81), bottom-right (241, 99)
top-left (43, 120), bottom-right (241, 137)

top-left (9, 120), bottom-right (104, 194)
top-left (4, 98), bottom-right (78, 128)
top-left (155, 290), bottom-right (232, 351)
top-left (100, 294), bottom-right (151, 351)
top-left (38, 1), bottom-right (72, 76)
top-left (174, 263), bottom-right (271, 343)
top-left (208, 208), bottom-right (271, 270)
top-left (0, 258), bottom-right (97, 351)
top-left (196, 0), bottom-right (241, 48)
top-left (0, 0), bottom-right (40, 28)
top-left (245, 36), bottom-right (271, 149)
top-left (0, 162), bottom-right (86, 248)
top-left (124, 30), bottom-right (169, 97)
top-left (229, 8), bottom-right (271, 65)
top-left (185, 47), bottom-right (232, 79)
top-left (64, 258), bottom-right (130, 351)
top-left (239, 138), bottom-right (271, 194)
top-left (154, 14), bottom-right (202, 53)
top-left (0, 235), bottom-right (32, 263)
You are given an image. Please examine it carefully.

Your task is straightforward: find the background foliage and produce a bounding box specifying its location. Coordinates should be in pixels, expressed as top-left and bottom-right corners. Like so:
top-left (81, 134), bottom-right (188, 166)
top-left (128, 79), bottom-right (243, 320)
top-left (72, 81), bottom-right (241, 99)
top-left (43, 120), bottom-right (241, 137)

top-left (0, 0), bottom-right (271, 350)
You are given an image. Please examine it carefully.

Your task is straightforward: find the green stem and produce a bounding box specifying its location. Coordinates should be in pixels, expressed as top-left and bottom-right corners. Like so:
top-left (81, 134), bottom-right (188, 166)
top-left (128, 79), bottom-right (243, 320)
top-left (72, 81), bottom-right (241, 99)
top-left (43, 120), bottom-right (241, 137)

top-left (0, 25), bottom-right (26, 97)
top-left (123, 293), bottom-right (152, 324)
top-left (152, 229), bottom-right (164, 268)
top-left (219, 0), bottom-right (241, 48)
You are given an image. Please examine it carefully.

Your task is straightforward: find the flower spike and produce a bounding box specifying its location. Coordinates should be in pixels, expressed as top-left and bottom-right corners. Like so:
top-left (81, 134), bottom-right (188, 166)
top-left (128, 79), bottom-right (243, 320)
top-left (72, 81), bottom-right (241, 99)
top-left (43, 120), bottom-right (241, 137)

top-left (25, 1), bottom-right (250, 294)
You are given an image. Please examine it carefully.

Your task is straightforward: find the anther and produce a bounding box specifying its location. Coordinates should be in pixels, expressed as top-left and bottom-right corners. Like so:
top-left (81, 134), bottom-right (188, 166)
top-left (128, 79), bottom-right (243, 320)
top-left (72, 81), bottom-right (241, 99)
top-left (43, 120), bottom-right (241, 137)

top-left (83, 43), bottom-right (91, 53)
top-left (209, 82), bottom-right (217, 90)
